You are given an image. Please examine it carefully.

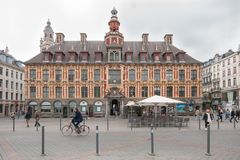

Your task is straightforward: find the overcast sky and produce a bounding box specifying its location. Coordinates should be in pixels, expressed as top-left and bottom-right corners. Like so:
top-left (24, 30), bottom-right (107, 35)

top-left (1, 0), bottom-right (240, 62)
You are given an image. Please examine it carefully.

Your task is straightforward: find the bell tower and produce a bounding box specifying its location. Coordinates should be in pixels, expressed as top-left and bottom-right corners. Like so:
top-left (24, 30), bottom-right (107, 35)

top-left (40, 20), bottom-right (55, 51)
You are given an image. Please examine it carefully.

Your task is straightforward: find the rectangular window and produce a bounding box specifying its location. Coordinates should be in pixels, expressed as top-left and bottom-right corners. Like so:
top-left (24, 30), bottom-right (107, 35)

top-left (81, 87), bottom-right (88, 98)
top-left (126, 53), bottom-right (132, 62)
top-left (6, 80), bottom-right (8, 88)
top-left (20, 84), bottom-right (23, 90)
top-left (0, 91), bottom-right (2, 99)
top-left (30, 87), bottom-right (36, 98)
top-left (6, 69), bottom-right (8, 77)
top-left (233, 56), bottom-right (236, 63)
top-left (109, 69), bottom-right (121, 84)
top-left (129, 86), bottom-right (135, 97)
top-left (179, 86), bottom-right (185, 97)
top-left (167, 86), bottom-right (173, 97)
top-left (233, 67), bottom-right (236, 74)
top-left (81, 69), bottom-right (88, 81)
top-left (16, 72), bottom-right (18, 79)
top-left (94, 86), bottom-right (100, 98)
top-left (191, 86), bottom-right (197, 97)
top-left (0, 67), bottom-right (2, 75)
top-left (0, 104), bottom-right (2, 113)
top-left (68, 87), bottom-right (75, 98)
top-left (142, 87), bottom-right (148, 97)
top-left (0, 79), bottom-right (2, 87)
top-left (233, 78), bottom-right (236, 86)
top-left (191, 70), bottom-right (197, 80)
top-left (228, 59), bottom-right (230, 65)
top-left (11, 81), bottom-right (13, 89)
top-left (11, 70), bottom-right (13, 78)
top-left (30, 69), bottom-right (36, 80)
top-left (223, 80), bottom-right (226, 88)
top-left (179, 70), bottom-right (185, 81)
top-left (5, 92), bottom-right (8, 100)
top-left (142, 69), bottom-right (148, 81)
top-left (94, 69), bottom-right (100, 81)
top-left (55, 69), bottom-right (62, 81)
top-left (16, 83), bottom-right (18, 90)
top-left (43, 69), bottom-right (49, 81)
top-left (154, 69), bottom-right (160, 81)
top-left (11, 93), bottom-right (13, 100)
top-left (20, 94), bottom-right (22, 101)
top-left (15, 93), bottom-right (18, 100)
top-left (129, 69), bottom-right (135, 81)
top-left (166, 70), bottom-right (173, 81)
top-left (228, 79), bottom-right (231, 87)
top-left (228, 68), bottom-right (231, 75)
top-left (55, 87), bottom-right (62, 98)
top-left (68, 69), bottom-right (75, 81)
top-left (20, 73), bottom-right (23, 80)
top-left (43, 87), bottom-right (49, 98)
top-left (222, 70), bottom-right (225, 77)
top-left (154, 86), bottom-right (160, 96)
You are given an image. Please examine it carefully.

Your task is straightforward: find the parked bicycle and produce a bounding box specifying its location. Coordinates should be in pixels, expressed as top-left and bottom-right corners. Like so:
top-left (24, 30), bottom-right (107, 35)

top-left (61, 122), bottom-right (90, 136)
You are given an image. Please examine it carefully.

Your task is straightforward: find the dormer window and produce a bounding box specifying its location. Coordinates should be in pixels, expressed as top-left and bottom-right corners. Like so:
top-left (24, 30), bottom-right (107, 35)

top-left (177, 52), bottom-right (185, 62)
top-left (69, 52), bottom-right (77, 62)
top-left (126, 52), bottom-right (133, 62)
top-left (164, 52), bottom-right (172, 62)
top-left (153, 53), bottom-right (160, 62)
top-left (95, 52), bottom-right (102, 62)
top-left (140, 52), bottom-right (147, 62)
top-left (108, 50), bottom-right (121, 62)
top-left (55, 52), bottom-right (64, 62)
top-left (81, 52), bottom-right (88, 62)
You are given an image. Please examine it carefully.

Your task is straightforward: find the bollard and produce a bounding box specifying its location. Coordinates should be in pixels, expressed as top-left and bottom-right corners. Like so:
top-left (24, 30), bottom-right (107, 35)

top-left (217, 119), bottom-right (219, 129)
top-left (198, 119), bottom-right (201, 130)
top-left (107, 117), bottom-right (109, 131)
top-left (41, 126), bottom-right (46, 156)
top-left (13, 117), bottom-right (15, 132)
top-left (148, 124), bottom-right (155, 156)
top-left (36, 123), bottom-right (39, 131)
top-left (205, 124), bottom-right (211, 156)
top-left (83, 118), bottom-right (86, 126)
top-left (60, 117), bottom-right (62, 131)
top-left (234, 117), bottom-right (236, 129)
top-left (96, 126), bottom-right (99, 156)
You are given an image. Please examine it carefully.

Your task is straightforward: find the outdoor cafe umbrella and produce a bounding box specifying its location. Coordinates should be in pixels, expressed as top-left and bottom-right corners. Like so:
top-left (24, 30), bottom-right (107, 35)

top-left (137, 95), bottom-right (184, 117)
top-left (126, 101), bottom-right (138, 130)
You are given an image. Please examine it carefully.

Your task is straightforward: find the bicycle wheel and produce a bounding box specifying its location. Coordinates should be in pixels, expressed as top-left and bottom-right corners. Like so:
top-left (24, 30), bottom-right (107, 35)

top-left (61, 125), bottom-right (73, 136)
top-left (79, 125), bottom-right (90, 136)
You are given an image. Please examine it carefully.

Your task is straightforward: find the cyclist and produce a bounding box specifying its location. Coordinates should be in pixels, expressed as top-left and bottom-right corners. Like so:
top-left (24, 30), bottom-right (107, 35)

top-left (72, 108), bottom-right (83, 129)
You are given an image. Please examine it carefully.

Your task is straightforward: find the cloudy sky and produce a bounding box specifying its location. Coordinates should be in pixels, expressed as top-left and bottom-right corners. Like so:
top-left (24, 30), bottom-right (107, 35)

top-left (1, 0), bottom-right (240, 62)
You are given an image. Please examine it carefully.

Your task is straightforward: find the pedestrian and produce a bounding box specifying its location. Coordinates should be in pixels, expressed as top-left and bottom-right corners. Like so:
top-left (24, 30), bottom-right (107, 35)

top-left (34, 111), bottom-right (40, 127)
top-left (195, 106), bottom-right (201, 120)
top-left (202, 108), bottom-right (214, 130)
top-left (225, 109), bottom-right (230, 120)
top-left (236, 109), bottom-right (240, 120)
top-left (230, 109), bottom-right (238, 123)
top-left (217, 107), bottom-right (223, 122)
top-left (24, 110), bottom-right (32, 127)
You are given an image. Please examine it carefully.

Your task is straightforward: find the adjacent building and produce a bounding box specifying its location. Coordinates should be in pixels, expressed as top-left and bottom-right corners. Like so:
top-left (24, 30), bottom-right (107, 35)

top-left (0, 47), bottom-right (25, 117)
top-left (24, 8), bottom-right (202, 118)
top-left (202, 49), bottom-right (240, 110)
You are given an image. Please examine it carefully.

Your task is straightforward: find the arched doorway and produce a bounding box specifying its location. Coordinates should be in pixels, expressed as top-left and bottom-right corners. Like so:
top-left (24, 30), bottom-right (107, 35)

top-left (110, 99), bottom-right (120, 115)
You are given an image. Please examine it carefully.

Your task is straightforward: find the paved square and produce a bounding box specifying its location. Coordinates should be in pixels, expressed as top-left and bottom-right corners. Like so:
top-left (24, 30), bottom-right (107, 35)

top-left (0, 117), bottom-right (240, 160)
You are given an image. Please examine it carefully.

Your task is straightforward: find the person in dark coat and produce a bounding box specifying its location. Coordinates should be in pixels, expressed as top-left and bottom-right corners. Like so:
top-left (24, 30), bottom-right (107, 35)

top-left (230, 109), bottom-right (238, 123)
top-left (71, 108), bottom-right (83, 128)
top-left (24, 110), bottom-right (32, 127)
top-left (34, 111), bottom-right (41, 127)
top-left (202, 108), bottom-right (214, 130)
top-left (236, 109), bottom-right (240, 120)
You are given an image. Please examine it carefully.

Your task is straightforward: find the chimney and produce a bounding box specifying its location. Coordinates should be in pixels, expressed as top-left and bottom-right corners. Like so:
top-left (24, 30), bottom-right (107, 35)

top-left (142, 33), bottom-right (149, 44)
top-left (55, 33), bottom-right (65, 43)
top-left (164, 34), bottom-right (173, 44)
top-left (80, 33), bottom-right (87, 44)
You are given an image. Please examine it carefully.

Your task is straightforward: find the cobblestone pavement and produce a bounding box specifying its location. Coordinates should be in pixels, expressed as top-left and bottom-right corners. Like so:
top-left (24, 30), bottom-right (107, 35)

top-left (0, 117), bottom-right (239, 160)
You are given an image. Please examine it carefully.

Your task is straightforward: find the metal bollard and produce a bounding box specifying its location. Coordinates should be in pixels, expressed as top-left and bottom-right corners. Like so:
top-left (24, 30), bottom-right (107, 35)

top-left (60, 117), bottom-right (62, 131)
top-left (13, 117), bottom-right (15, 132)
top-left (107, 117), bottom-right (109, 131)
top-left (198, 119), bottom-right (201, 130)
top-left (205, 125), bottom-right (211, 156)
top-left (96, 126), bottom-right (99, 156)
top-left (41, 126), bottom-right (46, 156)
top-left (217, 119), bottom-right (219, 129)
top-left (149, 124), bottom-right (155, 156)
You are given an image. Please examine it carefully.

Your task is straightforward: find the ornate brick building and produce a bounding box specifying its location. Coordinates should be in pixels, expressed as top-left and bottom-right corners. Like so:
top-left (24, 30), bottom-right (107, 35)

top-left (24, 8), bottom-right (202, 117)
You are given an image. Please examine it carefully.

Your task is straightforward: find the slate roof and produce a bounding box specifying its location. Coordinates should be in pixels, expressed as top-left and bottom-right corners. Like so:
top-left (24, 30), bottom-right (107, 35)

top-left (25, 40), bottom-right (202, 64)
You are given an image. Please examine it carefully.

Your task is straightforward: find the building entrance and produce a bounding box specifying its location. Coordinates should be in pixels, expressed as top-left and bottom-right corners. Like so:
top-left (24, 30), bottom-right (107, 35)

top-left (110, 99), bottom-right (120, 116)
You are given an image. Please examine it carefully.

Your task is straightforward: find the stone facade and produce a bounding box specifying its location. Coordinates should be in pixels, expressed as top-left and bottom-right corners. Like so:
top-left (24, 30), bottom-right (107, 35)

top-left (0, 47), bottom-right (25, 117)
top-left (24, 8), bottom-right (202, 118)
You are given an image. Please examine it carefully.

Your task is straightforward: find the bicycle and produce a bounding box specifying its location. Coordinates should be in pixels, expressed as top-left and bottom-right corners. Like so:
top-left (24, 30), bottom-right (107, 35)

top-left (61, 122), bottom-right (90, 136)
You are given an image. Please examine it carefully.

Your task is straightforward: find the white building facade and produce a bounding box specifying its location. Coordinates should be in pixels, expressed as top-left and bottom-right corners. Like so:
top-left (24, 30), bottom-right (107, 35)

top-left (0, 48), bottom-right (25, 117)
top-left (202, 48), bottom-right (240, 110)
